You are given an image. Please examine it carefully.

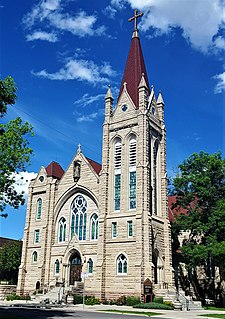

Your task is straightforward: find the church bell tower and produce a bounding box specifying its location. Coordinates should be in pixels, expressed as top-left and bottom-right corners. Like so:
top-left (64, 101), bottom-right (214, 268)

top-left (98, 9), bottom-right (173, 300)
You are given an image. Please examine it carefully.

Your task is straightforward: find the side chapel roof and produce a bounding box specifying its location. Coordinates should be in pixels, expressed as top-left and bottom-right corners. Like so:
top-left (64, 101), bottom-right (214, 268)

top-left (45, 161), bottom-right (64, 179)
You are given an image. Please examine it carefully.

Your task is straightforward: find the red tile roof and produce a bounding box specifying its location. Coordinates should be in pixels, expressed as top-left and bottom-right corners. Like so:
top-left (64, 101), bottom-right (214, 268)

top-left (168, 195), bottom-right (188, 222)
top-left (168, 195), bottom-right (198, 222)
top-left (118, 36), bottom-right (150, 107)
top-left (45, 161), bottom-right (64, 179)
top-left (86, 158), bottom-right (102, 175)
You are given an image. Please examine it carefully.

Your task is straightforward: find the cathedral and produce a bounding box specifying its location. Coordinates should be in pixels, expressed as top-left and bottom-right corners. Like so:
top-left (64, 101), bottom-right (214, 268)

top-left (17, 10), bottom-right (173, 301)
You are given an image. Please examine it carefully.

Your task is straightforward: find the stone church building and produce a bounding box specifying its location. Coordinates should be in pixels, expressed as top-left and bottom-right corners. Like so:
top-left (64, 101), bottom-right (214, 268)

top-left (17, 11), bottom-right (173, 301)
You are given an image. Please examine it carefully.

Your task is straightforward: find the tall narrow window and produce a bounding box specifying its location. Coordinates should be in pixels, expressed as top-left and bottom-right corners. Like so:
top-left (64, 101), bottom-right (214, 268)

top-left (87, 258), bottom-right (93, 273)
top-left (153, 141), bottom-right (159, 214)
top-left (55, 259), bottom-right (60, 274)
top-left (34, 229), bottom-right (40, 243)
top-left (32, 251), bottom-right (38, 263)
top-left (58, 217), bottom-right (66, 242)
top-left (127, 220), bottom-right (133, 237)
top-left (114, 139), bottom-right (121, 211)
top-left (90, 213), bottom-right (98, 240)
top-left (36, 198), bottom-right (42, 220)
top-left (117, 254), bottom-right (127, 274)
top-left (112, 222), bottom-right (117, 238)
top-left (71, 195), bottom-right (87, 240)
top-left (129, 137), bottom-right (136, 209)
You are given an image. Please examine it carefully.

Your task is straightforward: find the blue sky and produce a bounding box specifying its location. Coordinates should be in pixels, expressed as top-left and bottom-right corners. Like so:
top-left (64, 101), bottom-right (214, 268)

top-left (0, 0), bottom-right (224, 239)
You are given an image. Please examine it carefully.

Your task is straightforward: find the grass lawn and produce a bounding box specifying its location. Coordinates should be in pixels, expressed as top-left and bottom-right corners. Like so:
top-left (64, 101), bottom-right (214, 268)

top-left (98, 309), bottom-right (162, 317)
top-left (199, 314), bottom-right (225, 318)
top-left (204, 307), bottom-right (225, 311)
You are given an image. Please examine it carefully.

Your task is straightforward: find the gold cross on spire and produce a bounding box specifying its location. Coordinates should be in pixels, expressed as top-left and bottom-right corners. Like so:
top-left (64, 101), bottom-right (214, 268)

top-left (128, 9), bottom-right (144, 31)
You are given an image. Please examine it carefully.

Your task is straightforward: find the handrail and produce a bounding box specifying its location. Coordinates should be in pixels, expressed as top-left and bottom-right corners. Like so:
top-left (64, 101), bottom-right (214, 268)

top-left (168, 285), bottom-right (191, 310)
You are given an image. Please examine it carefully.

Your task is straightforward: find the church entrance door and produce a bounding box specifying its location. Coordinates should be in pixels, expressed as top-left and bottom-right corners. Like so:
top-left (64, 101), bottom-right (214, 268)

top-left (69, 251), bottom-right (82, 285)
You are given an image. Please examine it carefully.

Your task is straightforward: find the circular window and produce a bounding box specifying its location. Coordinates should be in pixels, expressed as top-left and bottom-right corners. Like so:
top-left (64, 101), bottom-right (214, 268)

top-left (121, 104), bottom-right (128, 112)
top-left (39, 176), bottom-right (44, 182)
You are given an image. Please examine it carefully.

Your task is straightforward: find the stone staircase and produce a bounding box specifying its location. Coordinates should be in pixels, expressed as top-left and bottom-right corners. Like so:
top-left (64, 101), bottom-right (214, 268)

top-left (31, 282), bottom-right (84, 305)
top-left (156, 286), bottom-right (202, 310)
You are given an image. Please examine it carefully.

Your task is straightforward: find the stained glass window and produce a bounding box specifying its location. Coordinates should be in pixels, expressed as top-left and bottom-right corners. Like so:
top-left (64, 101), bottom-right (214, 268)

top-left (114, 139), bottom-right (121, 211)
top-left (87, 258), bottom-right (93, 273)
top-left (112, 222), bottom-right (117, 238)
top-left (127, 220), bottom-right (133, 237)
top-left (117, 254), bottom-right (127, 274)
top-left (129, 137), bottom-right (136, 209)
top-left (59, 217), bottom-right (66, 242)
top-left (55, 259), bottom-right (60, 274)
top-left (71, 195), bottom-right (87, 240)
top-left (32, 251), bottom-right (38, 262)
top-left (34, 229), bottom-right (40, 243)
top-left (36, 198), bottom-right (42, 220)
top-left (90, 213), bottom-right (98, 240)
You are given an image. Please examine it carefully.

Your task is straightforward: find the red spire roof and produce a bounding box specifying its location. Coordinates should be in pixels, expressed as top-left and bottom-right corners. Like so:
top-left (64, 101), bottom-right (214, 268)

top-left (118, 35), bottom-right (150, 107)
top-left (45, 161), bottom-right (64, 179)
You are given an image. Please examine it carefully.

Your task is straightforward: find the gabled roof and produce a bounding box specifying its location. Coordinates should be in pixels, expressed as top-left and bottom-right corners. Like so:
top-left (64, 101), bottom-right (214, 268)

top-left (118, 35), bottom-right (150, 107)
top-left (86, 158), bottom-right (102, 175)
top-left (45, 161), bottom-right (64, 179)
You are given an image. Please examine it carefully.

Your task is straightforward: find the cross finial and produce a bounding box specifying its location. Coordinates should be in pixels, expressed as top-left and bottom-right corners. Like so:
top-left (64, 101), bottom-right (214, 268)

top-left (128, 9), bottom-right (144, 32)
top-left (78, 143), bottom-right (81, 152)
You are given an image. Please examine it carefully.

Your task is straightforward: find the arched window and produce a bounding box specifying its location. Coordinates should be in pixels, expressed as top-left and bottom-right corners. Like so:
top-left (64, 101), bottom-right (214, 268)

top-left (58, 217), bottom-right (66, 242)
top-left (55, 259), bottom-right (60, 275)
top-left (71, 195), bottom-right (87, 240)
top-left (129, 136), bottom-right (136, 209)
top-left (153, 141), bottom-right (159, 214)
top-left (90, 213), bottom-right (98, 240)
top-left (117, 254), bottom-right (127, 274)
top-left (36, 198), bottom-right (42, 220)
top-left (114, 138), bottom-right (121, 211)
top-left (32, 251), bottom-right (38, 263)
top-left (87, 258), bottom-right (93, 273)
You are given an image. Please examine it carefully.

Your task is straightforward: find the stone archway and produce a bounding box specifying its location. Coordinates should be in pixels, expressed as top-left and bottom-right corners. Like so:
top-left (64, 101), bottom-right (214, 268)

top-left (69, 250), bottom-right (82, 285)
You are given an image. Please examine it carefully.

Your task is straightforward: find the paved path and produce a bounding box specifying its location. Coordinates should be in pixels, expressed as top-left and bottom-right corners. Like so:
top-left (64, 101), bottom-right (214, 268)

top-left (1, 300), bottom-right (225, 319)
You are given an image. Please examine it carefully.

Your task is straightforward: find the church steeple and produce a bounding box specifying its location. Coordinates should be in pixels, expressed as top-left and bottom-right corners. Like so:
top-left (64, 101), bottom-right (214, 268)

top-left (118, 10), bottom-right (150, 107)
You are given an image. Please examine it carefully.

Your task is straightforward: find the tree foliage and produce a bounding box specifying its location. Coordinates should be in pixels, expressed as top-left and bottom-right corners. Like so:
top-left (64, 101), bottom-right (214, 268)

top-left (0, 241), bottom-right (22, 284)
top-left (171, 151), bottom-right (225, 270)
top-left (0, 76), bottom-right (33, 217)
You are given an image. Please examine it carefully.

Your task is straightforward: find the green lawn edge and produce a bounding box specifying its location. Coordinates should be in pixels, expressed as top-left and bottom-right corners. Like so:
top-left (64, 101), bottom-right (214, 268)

top-left (98, 309), bottom-right (162, 317)
top-left (199, 314), bottom-right (225, 318)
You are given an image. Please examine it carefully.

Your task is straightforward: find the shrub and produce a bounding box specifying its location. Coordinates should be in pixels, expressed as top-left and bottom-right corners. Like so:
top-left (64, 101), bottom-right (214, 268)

top-left (6, 293), bottom-right (30, 301)
top-left (85, 295), bottom-right (100, 305)
top-left (126, 296), bottom-right (141, 306)
top-left (115, 295), bottom-right (126, 305)
top-left (73, 294), bottom-right (83, 304)
top-left (133, 302), bottom-right (173, 310)
top-left (163, 301), bottom-right (174, 308)
top-left (153, 296), bottom-right (164, 304)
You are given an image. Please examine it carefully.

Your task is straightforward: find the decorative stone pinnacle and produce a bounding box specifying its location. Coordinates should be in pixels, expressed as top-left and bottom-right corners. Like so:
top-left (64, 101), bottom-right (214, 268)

top-left (78, 143), bottom-right (81, 152)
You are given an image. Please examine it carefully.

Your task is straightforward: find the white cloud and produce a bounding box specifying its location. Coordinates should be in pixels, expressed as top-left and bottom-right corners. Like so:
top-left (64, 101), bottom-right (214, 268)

top-left (23, 0), bottom-right (105, 39)
top-left (26, 31), bottom-right (58, 42)
top-left (12, 172), bottom-right (37, 196)
top-left (77, 108), bottom-right (105, 122)
top-left (74, 93), bottom-right (105, 107)
top-left (32, 58), bottom-right (116, 84)
top-left (107, 0), bottom-right (225, 53)
top-left (213, 72), bottom-right (225, 94)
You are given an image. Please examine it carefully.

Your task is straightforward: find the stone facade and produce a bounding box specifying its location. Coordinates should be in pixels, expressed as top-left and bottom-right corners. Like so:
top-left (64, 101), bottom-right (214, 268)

top-left (17, 26), bottom-right (173, 300)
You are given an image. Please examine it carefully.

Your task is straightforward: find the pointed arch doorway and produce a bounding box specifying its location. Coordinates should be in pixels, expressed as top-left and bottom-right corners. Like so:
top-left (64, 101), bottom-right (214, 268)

top-left (69, 251), bottom-right (82, 285)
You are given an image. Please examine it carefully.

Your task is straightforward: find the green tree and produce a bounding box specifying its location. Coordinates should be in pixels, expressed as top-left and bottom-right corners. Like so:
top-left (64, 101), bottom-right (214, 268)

top-left (0, 241), bottom-right (22, 284)
top-left (171, 151), bottom-right (225, 303)
top-left (0, 76), bottom-right (33, 217)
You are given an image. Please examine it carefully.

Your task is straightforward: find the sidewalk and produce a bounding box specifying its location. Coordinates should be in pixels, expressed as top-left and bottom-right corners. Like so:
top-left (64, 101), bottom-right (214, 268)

top-left (1, 300), bottom-right (225, 319)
